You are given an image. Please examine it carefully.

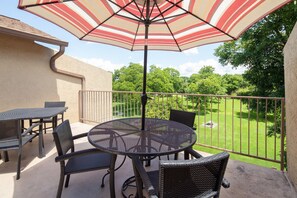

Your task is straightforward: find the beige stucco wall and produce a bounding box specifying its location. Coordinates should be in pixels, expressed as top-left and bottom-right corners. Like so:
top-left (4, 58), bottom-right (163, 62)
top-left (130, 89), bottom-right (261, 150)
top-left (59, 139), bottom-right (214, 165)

top-left (284, 22), bottom-right (297, 190)
top-left (0, 33), bottom-right (112, 123)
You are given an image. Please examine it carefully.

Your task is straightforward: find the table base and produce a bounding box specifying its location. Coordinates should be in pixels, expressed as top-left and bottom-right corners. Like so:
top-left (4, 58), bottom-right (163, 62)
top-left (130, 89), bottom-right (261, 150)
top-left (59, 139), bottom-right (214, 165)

top-left (121, 175), bottom-right (137, 198)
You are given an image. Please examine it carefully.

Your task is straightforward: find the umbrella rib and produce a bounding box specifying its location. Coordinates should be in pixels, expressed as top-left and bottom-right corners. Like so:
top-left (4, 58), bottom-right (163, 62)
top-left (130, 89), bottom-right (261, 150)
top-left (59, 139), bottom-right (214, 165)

top-left (131, 22), bottom-right (141, 51)
top-left (107, 0), bottom-right (143, 21)
top-left (149, 1), bottom-right (157, 20)
top-left (80, 1), bottom-right (137, 40)
top-left (131, 1), bottom-right (148, 51)
top-left (150, 0), bottom-right (184, 22)
top-left (153, 12), bottom-right (187, 23)
top-left (133, 0), bottom-right (146, 20)
top-left (155, 2), bottom-right (182, 52)
top-left (165, 0), bottom-right (237, 40)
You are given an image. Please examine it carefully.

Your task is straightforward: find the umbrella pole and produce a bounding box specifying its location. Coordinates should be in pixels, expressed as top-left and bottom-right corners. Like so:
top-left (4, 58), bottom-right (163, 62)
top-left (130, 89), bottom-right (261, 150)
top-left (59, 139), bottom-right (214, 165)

top-left (141, 27), bottom-right (149, 131)
top-left (141, 0), bottom-right (150, 131)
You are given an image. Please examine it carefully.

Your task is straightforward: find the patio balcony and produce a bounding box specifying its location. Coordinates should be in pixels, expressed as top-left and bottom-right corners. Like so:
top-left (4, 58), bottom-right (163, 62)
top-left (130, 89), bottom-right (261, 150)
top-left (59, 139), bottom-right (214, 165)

top-left (0, 122), bottom-right (295, 198)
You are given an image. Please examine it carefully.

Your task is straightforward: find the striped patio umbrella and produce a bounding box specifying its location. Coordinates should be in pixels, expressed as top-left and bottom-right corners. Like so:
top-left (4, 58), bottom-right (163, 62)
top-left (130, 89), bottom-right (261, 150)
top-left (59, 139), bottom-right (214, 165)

top-left (18, 0), bottom-right (292, 129)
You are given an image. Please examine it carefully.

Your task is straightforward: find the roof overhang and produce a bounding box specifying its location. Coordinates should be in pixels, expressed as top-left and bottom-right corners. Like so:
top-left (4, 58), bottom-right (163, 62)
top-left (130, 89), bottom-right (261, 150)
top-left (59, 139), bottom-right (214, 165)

top-left (0, 26), bottom-right (68, 46)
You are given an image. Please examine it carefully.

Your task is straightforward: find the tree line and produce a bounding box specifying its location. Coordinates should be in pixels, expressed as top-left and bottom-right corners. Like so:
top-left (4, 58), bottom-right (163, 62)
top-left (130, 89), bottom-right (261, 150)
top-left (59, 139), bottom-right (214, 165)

top-left (113, 64), bottom-right (249, 96)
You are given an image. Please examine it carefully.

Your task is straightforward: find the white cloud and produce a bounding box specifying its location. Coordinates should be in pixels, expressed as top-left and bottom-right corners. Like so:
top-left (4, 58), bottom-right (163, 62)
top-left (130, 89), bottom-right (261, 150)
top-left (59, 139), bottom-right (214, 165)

top-left (176, 59), bottom-right (246, 77)
top-left (182, 47), bottom-right (199, 55)
top-left (78, 57), bottom-right (122, 72)
top-left (74, 56), bottom-right (246, 78)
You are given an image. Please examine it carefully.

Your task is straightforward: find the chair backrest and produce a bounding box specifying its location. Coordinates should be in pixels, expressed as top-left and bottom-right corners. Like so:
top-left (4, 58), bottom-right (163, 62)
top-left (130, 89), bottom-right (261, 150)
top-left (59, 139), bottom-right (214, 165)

top-left (52, 120), bottom-right (74, 156)
top-left (44, 101), bottom-right (66, 108)
top-left (0, 120), bottom-right (20, 141)
top-left (159, 152), bottom-right (229, 198)
top-left (169, 109), bottom-right (196, 128)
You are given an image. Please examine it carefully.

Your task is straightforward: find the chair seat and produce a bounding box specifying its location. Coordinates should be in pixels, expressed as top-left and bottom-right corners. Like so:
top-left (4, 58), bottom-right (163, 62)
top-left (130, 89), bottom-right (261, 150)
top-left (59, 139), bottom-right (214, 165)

top-left (0, 120), bottom-right (40, 179)
top-left (0, 134), bottom-right (37, 149)
top-left (65, 152), bottom-right (112, 175)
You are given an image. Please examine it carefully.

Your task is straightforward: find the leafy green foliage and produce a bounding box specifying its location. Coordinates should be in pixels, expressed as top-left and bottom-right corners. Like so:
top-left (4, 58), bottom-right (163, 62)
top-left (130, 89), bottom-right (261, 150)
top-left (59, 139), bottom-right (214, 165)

top-left (113, 63), bottom-right (143, 91)
top-left (147, 65), bottom-right (175, 93)
top-left (188, 66), bottom-right (227, 95)
top-left (222, 74), bottom-right (248, 95)
top-left (113, 64), bottom-right (247, 96)
top-left (214, 2), bottom-right (297, 97)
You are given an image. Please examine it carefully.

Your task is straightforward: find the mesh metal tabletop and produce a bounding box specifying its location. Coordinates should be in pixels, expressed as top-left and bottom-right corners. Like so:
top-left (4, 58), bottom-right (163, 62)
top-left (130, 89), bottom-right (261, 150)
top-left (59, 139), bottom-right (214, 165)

top-left (88, 118), bottom-right (196, 157)
top-left (0, 107), bottom-right (68, 120)
top-left (0, 107), bottom-right (67, 158)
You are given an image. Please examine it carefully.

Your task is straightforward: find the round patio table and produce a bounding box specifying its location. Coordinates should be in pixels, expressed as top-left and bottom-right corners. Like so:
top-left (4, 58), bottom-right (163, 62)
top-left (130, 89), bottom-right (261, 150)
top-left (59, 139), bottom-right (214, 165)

top-left (88, 118), bottom-right (197, 198)
top-left (88, 118), bottom-right (196, 158)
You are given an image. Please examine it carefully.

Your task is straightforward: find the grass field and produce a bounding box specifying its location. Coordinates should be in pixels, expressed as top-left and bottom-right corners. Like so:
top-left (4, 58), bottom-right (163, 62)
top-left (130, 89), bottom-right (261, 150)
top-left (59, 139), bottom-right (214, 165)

top-left (192, 98), bottom-right (282, 169)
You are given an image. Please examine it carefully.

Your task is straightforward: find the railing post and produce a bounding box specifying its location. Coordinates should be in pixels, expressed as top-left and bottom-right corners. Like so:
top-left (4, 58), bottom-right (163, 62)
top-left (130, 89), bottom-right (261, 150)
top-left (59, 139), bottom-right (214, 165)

top-left (78, 90), bottom-right (83, 123)
top-left (280, 99), bottom-right (285, 171)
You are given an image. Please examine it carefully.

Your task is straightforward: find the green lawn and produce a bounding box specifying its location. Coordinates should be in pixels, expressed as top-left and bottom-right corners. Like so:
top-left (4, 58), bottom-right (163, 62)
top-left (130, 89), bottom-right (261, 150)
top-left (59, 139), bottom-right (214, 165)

top-left (112, 94), bottom-right (284, 169)
top-left (192, 98), bottom-right (282, 169)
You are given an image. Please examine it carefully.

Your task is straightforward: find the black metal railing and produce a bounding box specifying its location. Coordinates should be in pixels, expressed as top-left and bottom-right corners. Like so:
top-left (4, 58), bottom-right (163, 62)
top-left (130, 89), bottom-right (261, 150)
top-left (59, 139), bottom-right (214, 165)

top-left (79, 90), bottom-right (285, 170)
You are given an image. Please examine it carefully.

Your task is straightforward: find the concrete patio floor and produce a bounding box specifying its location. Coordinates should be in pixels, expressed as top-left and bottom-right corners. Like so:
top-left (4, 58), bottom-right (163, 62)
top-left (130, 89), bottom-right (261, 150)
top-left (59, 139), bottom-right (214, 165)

top-left (0, 122), bottom-right (296, 198)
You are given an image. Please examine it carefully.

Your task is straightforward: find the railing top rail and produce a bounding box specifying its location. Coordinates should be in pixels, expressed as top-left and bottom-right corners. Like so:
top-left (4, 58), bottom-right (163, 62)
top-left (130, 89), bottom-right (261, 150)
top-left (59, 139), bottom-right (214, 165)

top-left (80, 90), bottom-right (284, 100)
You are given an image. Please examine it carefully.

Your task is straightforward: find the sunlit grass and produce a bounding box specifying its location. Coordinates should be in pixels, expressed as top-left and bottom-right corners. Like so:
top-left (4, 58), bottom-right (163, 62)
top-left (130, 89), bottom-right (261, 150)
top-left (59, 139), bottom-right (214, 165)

top-left (112, 95), bottom-right (283, 170)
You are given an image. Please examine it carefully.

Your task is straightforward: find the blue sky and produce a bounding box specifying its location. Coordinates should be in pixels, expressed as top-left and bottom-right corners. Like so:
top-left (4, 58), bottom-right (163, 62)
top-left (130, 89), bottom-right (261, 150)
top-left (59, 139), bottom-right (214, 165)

top-left (1, 0), bottom-right (246, 77)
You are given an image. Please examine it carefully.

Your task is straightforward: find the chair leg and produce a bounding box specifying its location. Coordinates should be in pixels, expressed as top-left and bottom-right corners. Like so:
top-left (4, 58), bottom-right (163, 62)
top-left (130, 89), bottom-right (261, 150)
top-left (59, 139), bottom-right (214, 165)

top-left (16, 149), bottom-right (22, 180)
top-left (132, 158), bottom-right (144, 198)
top-left (174, 153), bottom-right (178, 160)
top-left (184, 150), bottom-right (190, 160)
top-left (65, 175), bottom-right (70, 187)
top-left (57, 170), bottom-right (65, 198)
top-left (145, 160), bottom-right (150, 166)
top-left (109, 154), bottom-right (117, 198)
top-left (1, 151), bottom-right (9, 162)
top-left (43, 122), bottom-right (45, 133)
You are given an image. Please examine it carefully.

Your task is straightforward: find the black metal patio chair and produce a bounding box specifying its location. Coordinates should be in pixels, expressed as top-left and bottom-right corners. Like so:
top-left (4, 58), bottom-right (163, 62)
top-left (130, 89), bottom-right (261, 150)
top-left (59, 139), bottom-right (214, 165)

top-left (0, 120), bottom-right (40, 179)
top-left (133, 149), bottom-right (230, 198)
top-left (52, 120), bottom-right (115, 198)
top-left (30, 101), bottom-right (66, 134)
top-left (169, 109), bottom-right (196, 160)
top-left (43, 101), bottom-right (66, 133)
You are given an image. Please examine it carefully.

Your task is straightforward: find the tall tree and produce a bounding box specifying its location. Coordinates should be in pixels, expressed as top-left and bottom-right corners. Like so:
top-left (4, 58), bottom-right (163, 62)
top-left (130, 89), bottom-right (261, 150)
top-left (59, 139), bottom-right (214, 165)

top-left (222, 74), bottom-right (248, 95)
top-left (113, 63), bottom-right (143, 91)
top-left (147, 65), bottom-right (174, 93)
top-left (188, 66), bottom-right (226, 95)
top-left (214, 2), bottom-right (297, 97)
top-left (163, 67), bottom-right (183, 92)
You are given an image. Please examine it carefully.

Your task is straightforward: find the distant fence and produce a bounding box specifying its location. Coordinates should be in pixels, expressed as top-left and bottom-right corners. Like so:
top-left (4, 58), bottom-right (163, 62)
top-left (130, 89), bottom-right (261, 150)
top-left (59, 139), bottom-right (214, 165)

top-left (79, 90), bottom-right (285, 170)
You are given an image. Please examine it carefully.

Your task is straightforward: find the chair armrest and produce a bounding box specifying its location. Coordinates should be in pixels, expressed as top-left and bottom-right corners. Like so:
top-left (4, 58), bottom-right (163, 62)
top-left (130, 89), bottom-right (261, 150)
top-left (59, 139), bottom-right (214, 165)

top-left (22, 122), bottom-right (42, 136)
top-left (72, 132), bottom-right (88, 140)
top-left (132, 157), bottom-right (158, 198)
top-left (186, 148), bottom-right (203, 159)
top-left (55, 148), bottom-right (102, 162)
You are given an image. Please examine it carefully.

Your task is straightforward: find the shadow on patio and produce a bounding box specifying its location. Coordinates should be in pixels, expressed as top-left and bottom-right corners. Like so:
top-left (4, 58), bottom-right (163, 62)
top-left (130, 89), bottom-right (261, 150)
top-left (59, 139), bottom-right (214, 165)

top-left (0, 122), bottom-right (295, 198)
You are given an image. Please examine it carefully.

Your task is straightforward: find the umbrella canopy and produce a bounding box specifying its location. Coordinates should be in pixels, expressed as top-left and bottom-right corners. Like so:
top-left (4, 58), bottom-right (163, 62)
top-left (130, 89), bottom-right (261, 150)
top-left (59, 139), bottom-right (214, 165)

top-left (18, 0), bottom-right (292, 129)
